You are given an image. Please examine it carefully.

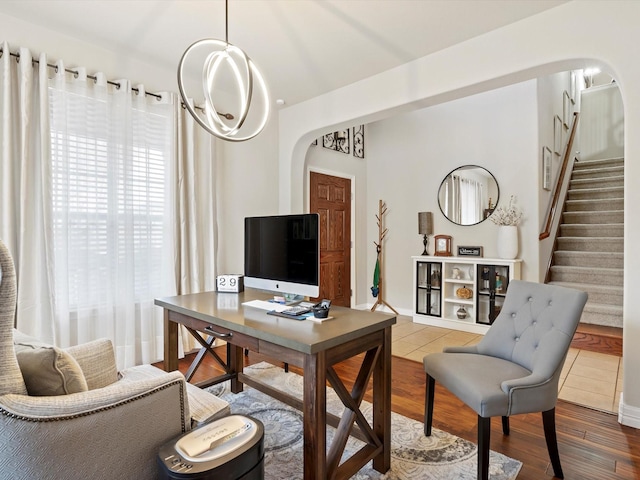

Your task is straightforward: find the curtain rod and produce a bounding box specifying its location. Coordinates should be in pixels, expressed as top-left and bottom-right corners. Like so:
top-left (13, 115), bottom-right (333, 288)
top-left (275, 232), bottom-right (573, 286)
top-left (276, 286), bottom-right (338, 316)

top-left (1, 48), bottom-right (231, 116)
top-left (1, 48), bottom-right (163, 100)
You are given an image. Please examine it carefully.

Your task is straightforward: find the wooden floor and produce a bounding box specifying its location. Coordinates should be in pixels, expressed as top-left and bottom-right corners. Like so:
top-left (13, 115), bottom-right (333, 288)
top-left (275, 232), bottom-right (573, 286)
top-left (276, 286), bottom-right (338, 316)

top-left (168, 345), bottom-right (640, 480)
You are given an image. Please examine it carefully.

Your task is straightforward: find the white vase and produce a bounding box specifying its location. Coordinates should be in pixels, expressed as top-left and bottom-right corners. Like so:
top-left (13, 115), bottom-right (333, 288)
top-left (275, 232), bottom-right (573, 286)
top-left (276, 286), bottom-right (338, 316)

top-left (497, 225), bottom-right (518, 259)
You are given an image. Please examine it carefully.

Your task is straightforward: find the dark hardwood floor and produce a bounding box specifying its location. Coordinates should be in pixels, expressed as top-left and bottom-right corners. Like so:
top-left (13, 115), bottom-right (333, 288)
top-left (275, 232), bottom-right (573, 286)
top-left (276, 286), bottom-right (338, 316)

top-left (165, 344), bottom-right (640, 480)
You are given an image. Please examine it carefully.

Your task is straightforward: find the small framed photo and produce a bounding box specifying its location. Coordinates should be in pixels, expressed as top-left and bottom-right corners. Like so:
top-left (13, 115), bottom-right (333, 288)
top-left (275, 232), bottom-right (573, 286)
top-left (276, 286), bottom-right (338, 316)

top-left (563, 91), bottom-right (570, 128)
top-left (543, 146), bottom-right (552, 190)
top-left (554, 115), bottom-right (562, 155)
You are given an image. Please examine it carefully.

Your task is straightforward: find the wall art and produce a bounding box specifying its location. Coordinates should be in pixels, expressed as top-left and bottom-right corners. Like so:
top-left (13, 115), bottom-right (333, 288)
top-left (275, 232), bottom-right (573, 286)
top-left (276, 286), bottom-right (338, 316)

top-left (353, 125), bottom-right (364, 158)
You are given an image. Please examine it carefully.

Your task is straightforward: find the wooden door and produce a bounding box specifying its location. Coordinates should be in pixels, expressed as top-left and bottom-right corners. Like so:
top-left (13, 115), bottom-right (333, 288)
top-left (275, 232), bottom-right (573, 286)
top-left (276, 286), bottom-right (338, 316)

top-left (309, 172), bottom-right (351, 307)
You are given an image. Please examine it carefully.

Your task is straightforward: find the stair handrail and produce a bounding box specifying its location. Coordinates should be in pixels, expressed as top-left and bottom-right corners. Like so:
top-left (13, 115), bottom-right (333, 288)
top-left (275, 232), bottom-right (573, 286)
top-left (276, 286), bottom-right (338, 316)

top-left (539, 111), bottom-right (580, 240)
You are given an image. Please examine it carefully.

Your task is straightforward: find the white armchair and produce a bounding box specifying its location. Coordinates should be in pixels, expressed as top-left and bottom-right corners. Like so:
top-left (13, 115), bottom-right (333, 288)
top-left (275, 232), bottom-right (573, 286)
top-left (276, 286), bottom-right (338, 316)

top-left (0, 239), bottom-right (229, 480)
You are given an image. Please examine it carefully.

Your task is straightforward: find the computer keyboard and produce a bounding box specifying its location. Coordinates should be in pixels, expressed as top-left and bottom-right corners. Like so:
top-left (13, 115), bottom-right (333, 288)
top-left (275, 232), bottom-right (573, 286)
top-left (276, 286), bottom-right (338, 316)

top-left (281, 306), bottom-right (311, 316)
top-left (242, 299), bottom-right (290, 312)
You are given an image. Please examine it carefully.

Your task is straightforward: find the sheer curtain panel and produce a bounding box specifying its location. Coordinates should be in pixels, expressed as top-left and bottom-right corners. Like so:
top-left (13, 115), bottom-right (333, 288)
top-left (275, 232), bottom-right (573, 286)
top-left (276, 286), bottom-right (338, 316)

top-left (172, 100), bottom-right (218, 354)
top-left (48, 65), bottom-right (175, 369)
top-left (0, 43), bottom-right (56, 340)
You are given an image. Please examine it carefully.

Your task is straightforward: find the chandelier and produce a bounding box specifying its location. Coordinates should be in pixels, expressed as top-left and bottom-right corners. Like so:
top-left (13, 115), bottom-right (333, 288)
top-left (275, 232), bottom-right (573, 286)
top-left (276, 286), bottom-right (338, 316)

top-left (177, 0), bottom-right (270, 142)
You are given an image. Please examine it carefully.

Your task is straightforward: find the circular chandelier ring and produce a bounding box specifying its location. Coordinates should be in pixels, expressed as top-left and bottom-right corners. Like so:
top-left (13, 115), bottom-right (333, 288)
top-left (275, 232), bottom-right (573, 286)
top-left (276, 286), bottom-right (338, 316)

top-left (177, 38), bottom-right (270, 142)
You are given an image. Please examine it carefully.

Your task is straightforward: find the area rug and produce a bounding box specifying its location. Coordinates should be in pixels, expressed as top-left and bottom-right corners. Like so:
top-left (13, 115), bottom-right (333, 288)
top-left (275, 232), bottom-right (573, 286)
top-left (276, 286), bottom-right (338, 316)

top-left (207, 362), bottom-right (522, 479)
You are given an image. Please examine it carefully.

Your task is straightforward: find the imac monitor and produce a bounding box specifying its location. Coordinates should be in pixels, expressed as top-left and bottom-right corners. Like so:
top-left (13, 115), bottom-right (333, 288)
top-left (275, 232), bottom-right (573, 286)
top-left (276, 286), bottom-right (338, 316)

top-left (244, 213), bottom-right (320, 298)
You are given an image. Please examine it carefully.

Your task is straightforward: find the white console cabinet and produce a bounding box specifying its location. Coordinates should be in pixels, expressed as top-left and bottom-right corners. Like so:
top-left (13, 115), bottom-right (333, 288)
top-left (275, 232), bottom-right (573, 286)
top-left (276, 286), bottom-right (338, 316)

top-left (412, 255), bottom-right (522, 334)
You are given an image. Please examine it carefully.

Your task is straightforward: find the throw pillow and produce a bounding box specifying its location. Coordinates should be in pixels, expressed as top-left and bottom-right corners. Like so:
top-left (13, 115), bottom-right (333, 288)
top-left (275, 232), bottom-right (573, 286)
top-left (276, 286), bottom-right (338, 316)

top-left (15, 343), bottom-right (88, 396)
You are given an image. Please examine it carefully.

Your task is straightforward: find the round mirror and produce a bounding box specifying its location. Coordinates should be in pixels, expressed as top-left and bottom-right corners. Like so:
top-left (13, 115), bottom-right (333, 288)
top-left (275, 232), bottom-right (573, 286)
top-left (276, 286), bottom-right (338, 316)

top-left (438, 165), bottom-right (499, 226)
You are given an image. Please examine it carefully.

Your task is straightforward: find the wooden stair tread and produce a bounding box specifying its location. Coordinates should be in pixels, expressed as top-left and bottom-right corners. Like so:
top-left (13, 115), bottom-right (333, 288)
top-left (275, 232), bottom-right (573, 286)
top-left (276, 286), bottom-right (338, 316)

top-left (575, 323), bottom-right (622, 339)
top-left (571, 323), bottom-right (622, 357)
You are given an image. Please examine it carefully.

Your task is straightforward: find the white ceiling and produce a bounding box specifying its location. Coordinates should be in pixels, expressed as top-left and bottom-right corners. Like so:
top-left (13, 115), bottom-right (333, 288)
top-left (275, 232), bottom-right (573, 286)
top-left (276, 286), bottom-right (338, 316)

top-left (0, 0), bottom-right (567, 106)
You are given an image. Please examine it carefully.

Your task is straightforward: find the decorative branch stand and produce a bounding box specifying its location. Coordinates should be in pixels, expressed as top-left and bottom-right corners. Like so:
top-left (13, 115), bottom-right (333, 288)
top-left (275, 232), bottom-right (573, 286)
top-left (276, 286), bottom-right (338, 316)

top-left (371, 200), bottom-right (399, 315)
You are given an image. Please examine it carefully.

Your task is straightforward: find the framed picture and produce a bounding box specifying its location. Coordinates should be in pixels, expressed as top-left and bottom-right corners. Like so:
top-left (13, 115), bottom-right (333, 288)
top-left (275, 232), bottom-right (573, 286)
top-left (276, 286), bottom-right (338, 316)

top-left (352, 125), bottom-right (365, 158)
top-left (554, 115), bottom-right (562, 155)
top-left (543, 146), bottom-right (552, 190)
top-left (322, 132), bottom-right (335, 150)
top-left (563, 91), bottom-right (570, 128)
top-left (334, 129), bottom-right (350, 154)
top-left (570, 71), bottom-right (576, 104)
top-left (434, 235), bottom-right (453, 256)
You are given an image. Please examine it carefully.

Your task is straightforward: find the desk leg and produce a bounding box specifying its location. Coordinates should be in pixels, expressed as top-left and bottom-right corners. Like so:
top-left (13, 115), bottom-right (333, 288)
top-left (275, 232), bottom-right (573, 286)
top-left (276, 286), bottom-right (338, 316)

top-left (303, 352), bottom-right (327, 480)
top-left (373, 326), bottom-right (392, 472)
top-left (163, 309), bottom-right (179, 372)
top-left (229, 343), bottom-right (244, 394)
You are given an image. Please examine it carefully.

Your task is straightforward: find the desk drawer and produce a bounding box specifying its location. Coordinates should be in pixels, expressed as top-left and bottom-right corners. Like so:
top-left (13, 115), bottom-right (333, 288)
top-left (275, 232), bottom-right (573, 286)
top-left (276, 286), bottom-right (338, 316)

top-left (202, 323), bottom-right (259, 351)
top-left (168, 311), bottom-right (259, 351)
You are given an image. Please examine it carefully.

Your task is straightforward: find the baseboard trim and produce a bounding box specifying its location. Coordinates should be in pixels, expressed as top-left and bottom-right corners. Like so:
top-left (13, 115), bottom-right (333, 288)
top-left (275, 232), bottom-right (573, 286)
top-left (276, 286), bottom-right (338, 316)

top-left (618, 394), bottom-right (640, 429)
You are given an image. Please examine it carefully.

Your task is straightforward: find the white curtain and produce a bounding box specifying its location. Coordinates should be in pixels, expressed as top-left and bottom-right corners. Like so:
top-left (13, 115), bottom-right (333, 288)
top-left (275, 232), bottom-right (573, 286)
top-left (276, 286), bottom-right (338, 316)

top-left (173, 100), bottom-right (218, 354)
top-left (0, 44), bottom-right (56, 340)
top-left (47, 64), bottom-right (176, 368)
top-left (459, 177), bottom-right (484, 225)
top-left (443, 175), bottom-right (485, 225)
top-left (1, 43), bottom-right (219, 368)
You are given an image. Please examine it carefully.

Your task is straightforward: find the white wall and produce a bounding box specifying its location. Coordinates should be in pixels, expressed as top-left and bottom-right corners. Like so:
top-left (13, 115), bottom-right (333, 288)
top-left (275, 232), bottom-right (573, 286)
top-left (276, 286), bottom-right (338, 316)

top-left (536, 71), bottom-right (576, 278)
top-left (278, 1), bottom-right (640, 428)
top-left (579, 84), bottom-right (624, 161)
top-left (364, 81), bottom-right (539, 312)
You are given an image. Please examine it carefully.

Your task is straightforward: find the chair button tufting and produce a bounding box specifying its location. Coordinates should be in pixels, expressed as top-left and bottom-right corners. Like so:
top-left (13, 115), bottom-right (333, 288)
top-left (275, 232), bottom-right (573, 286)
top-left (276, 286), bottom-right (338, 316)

top-left (511, 313), bottom-right (516, 318)
top-left (515, 337), bottom-right (520, 342)
top-left (528, 297), bottom-right (533, 302)
top-left (532, 320), bottom-right (537, 325)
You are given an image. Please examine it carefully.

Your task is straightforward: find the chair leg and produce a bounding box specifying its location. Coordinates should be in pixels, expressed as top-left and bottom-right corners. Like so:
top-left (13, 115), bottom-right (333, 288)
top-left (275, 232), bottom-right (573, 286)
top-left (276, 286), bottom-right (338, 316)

top-left (478, 416), bottom-right (491, 480)
top-left (502, 415), bottom-right (510, 435)
top-left (542, 408), bottom-right (564, 479)
top-left (424, 374), bottom-right (435, 436)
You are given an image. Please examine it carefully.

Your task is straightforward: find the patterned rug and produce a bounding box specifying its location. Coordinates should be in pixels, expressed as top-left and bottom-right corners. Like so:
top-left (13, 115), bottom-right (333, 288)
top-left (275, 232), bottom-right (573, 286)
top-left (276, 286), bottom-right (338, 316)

top-left (206, 362), bottom-right (522, 479)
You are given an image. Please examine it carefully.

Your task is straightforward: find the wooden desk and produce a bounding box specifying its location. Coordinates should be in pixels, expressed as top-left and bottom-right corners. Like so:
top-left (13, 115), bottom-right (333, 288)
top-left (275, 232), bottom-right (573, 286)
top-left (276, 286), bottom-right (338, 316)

top-left (156, 290), bottom-right (396, 480)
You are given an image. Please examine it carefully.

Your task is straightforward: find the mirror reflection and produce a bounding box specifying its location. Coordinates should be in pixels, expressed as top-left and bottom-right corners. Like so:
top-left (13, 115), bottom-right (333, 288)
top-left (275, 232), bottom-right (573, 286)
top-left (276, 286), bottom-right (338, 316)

top-left (438, 165), bottom-right (499, 226)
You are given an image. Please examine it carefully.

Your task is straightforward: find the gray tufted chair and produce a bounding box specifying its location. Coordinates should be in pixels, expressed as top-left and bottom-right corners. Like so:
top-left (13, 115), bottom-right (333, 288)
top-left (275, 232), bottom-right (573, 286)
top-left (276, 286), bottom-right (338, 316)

top-left (423, 280), bottom-right (587, 480)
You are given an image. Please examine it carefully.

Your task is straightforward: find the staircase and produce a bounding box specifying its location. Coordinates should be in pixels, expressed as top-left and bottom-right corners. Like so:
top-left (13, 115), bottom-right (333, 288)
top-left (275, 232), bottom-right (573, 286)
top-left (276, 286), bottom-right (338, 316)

top-left (548, 157), bottom-right (624, 329)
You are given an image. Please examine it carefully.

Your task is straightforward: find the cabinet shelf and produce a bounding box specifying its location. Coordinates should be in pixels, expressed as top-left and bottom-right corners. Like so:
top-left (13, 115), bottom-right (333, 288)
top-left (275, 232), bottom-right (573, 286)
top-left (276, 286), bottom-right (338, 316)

top-left (412, 256), bottom-right (522, 334)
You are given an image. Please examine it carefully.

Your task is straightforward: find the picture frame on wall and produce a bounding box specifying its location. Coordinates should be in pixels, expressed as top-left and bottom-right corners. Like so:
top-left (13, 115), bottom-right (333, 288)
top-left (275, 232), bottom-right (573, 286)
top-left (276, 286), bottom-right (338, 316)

top-left (322, 132), bottom-right (335, 150)
top-left (554, 115), bottom-right (562, 155)
top-left (570, 71), bottom-right (576, 104)
top-left (563, 91), bottom-right (570, 128)
top-left (543, 146), bottom-right (552, 190)
top-left (334, 129), bottom-right (350, 154)
top-left (352, 125), bottom-right (365, 158)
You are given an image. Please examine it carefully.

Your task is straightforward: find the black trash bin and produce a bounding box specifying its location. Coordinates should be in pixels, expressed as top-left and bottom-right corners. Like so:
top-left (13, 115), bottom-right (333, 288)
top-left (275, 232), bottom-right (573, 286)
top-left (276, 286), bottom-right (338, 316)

top-left (157, 415), bottom-right (264, 480)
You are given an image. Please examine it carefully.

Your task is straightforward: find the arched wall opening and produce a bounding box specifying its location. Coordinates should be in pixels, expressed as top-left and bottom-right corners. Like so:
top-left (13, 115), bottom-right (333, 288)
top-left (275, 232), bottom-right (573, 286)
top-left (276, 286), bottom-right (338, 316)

top-left (277, 1), bottom-right (640, 427)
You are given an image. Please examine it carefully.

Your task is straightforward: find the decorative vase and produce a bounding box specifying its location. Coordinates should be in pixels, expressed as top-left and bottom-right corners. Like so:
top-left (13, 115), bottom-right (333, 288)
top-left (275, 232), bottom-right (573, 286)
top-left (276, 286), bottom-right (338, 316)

top-left (497, 225), bottom-right (518, 259)
top-left (456, 306), bottom-right (468, 319)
